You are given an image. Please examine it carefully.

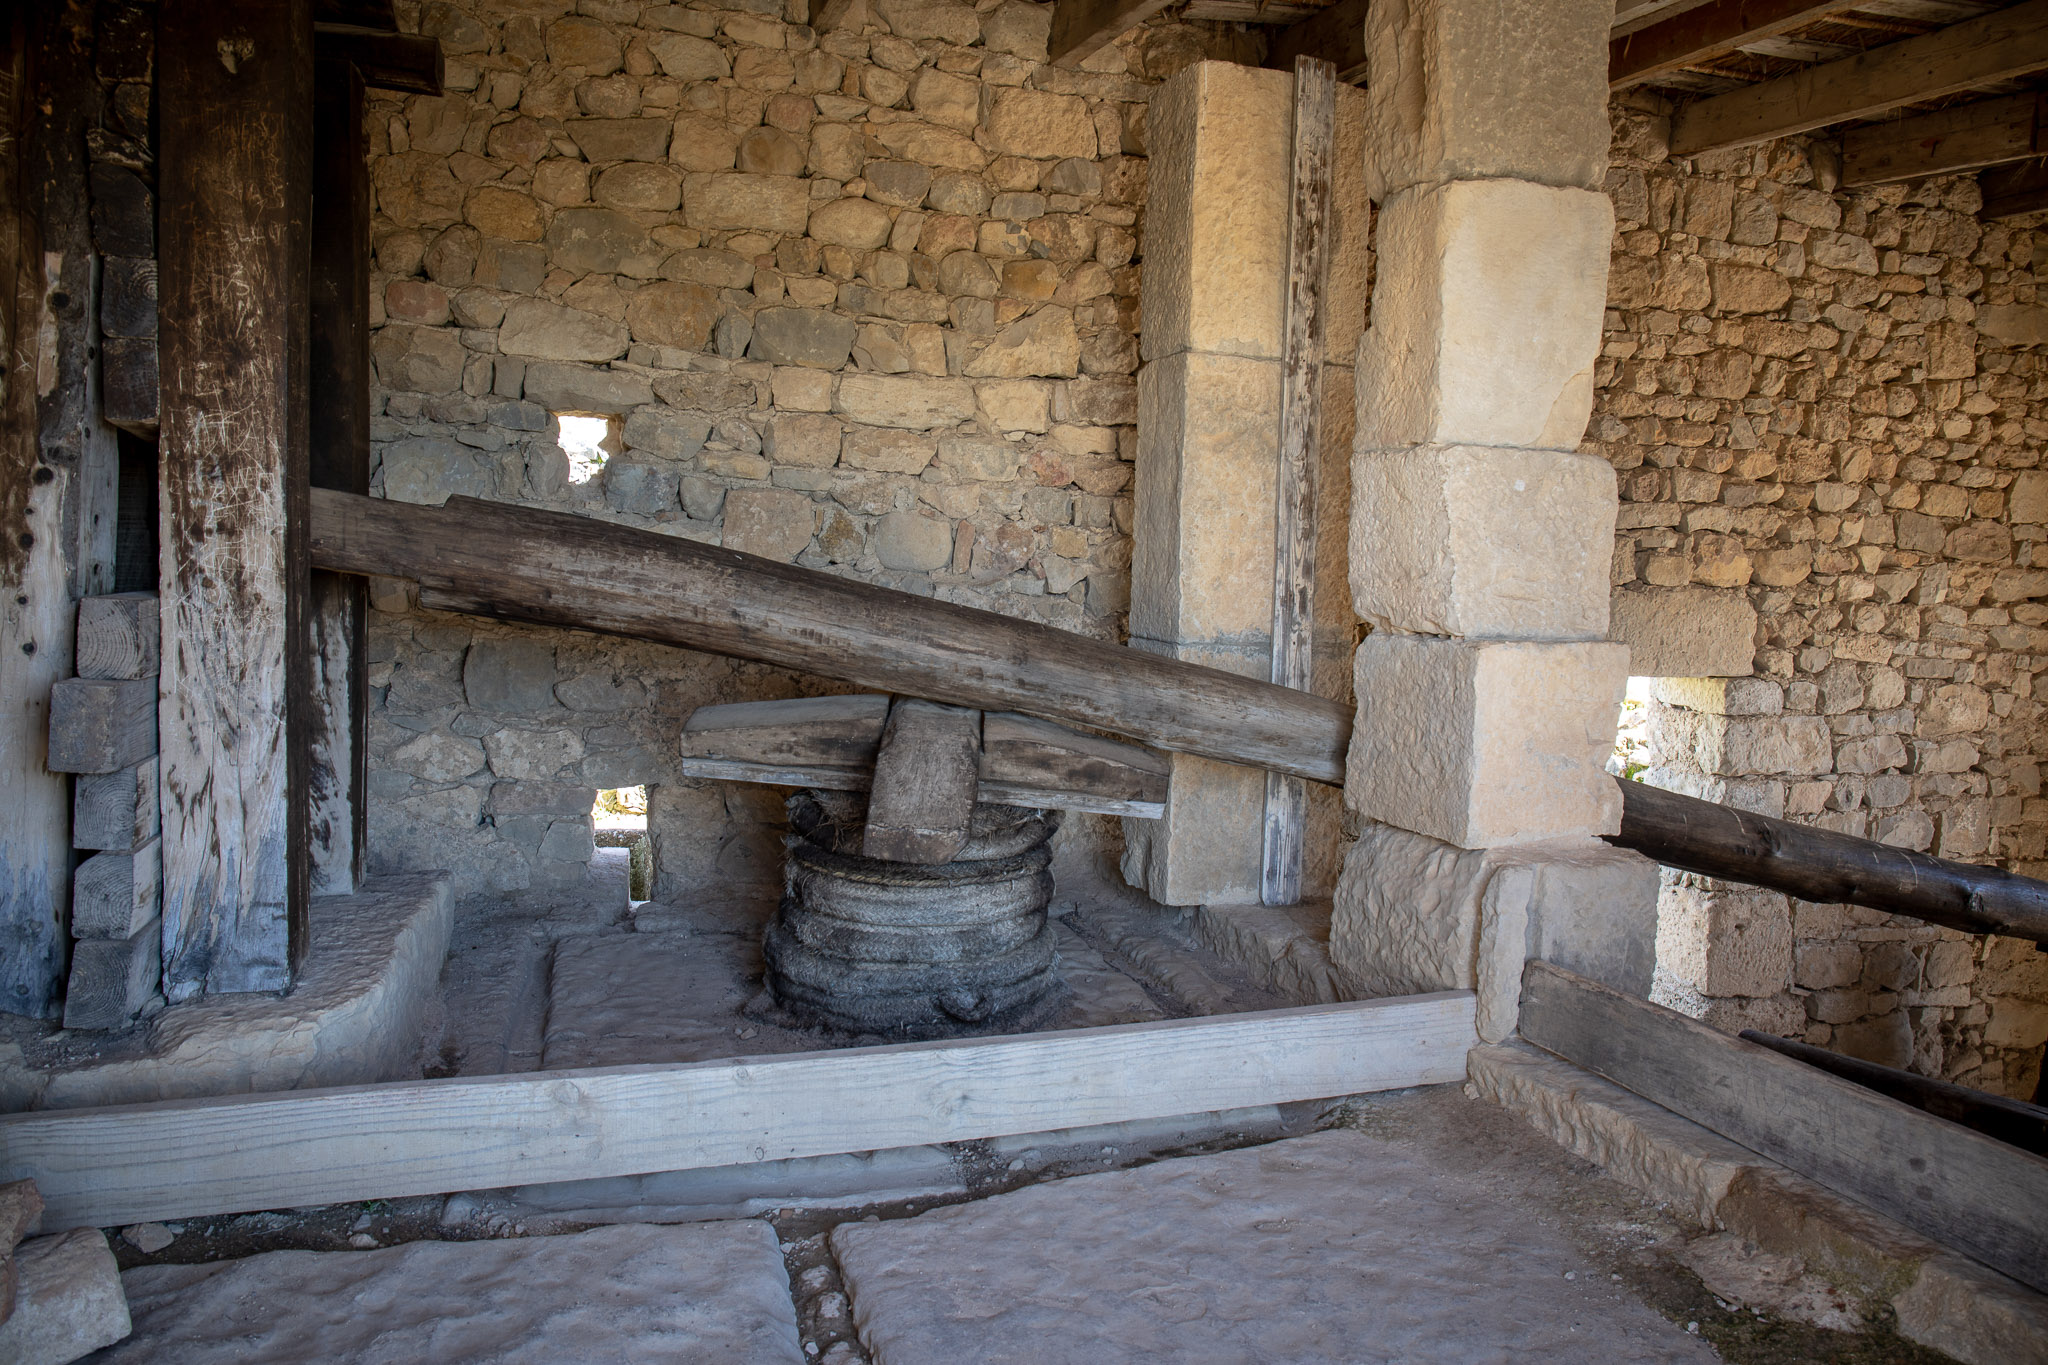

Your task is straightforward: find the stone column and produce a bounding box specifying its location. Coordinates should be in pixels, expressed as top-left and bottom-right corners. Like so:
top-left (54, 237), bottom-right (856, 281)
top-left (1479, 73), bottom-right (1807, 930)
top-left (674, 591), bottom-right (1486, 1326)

top-left (1332, 0), bottom-right (1646, 1040)
top-left (1122, 61), bottom-right (1367, 906)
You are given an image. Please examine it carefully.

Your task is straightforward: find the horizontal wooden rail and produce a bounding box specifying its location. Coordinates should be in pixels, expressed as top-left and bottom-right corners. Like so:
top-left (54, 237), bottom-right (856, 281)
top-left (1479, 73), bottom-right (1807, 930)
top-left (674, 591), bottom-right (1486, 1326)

top-left (1608, 777), bottom-right (2048, 945)
top-left (309, 490), bottom-right (1352, 784)
top-left (0, 992), bottom-right (1474, 1228)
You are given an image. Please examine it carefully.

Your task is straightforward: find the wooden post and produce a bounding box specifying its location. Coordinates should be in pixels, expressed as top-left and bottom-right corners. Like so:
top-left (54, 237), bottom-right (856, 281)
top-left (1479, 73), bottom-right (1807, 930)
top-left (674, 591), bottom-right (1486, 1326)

top-left (1261, 56), bottom-right (1336, 908)
top-left (308, 55), bottom-right (368, 896)
top-left (156, 0), bottom-right (315, 997)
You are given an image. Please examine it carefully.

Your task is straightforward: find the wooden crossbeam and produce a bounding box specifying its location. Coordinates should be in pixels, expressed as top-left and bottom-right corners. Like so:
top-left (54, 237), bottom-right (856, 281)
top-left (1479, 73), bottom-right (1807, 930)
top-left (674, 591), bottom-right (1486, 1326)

top-left (0, 993), bottom-right (1476, 1229)
top-left (1049, 0), bottom-right (1175, 66)
top-left (1980, 155), bottom-right (2048, 218)
top-left (1266, 0), bottom-right (1370, 83)
top-left (1520, 962), bottom-right (2048, 1296)
top-left (1610, 0), bottom-right (1862, 89)
top-left (1843, 92), bottom-right (2042, 184)
top-left (313, 26), bottom-right (443, 95)
top-left (1670, 0), bottom-right (2048, 154)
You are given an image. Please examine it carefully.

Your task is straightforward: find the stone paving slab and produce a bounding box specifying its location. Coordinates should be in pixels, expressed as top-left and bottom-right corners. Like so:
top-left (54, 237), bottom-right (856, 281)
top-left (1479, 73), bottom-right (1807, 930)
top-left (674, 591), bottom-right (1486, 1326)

top-left (100, 1221), bottom-right (803, 1364)
top-left (832, 1127), bottom-right (1717, 1365)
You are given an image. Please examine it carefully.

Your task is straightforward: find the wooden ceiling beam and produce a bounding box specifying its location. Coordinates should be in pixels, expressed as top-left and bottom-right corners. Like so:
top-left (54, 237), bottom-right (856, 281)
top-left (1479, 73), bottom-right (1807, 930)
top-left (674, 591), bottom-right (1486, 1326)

top-left (1670, 0), bottom-right (2048, 154)
top-left (1612, 0), bottom-right (1863, 89)
top-left (1049, 0), bottom-right (1175, 67)
top-left (1266, 0), bottom-right (1369, 81)
top-left (1981, 157), bottom-right (2048, 218)
top-left (313, 26), bottom-right (443, 95)
top-left (1842, 91), bottom-right (2041, 185)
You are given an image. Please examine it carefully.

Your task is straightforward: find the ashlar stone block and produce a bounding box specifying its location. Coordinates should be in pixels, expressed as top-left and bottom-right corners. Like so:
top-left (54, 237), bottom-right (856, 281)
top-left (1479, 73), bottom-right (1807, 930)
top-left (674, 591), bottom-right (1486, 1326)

top-left (1120, 749), bottom-right (1266, 908)
top-left (1349, 443), bottom-right (1616, 639)
top-left (1363, 0), bottom-right (1612, 204)
top-left (1355, 179), bottom-right (1613, 451)
top-left (1608, 586), bottom-right (1758, 678)
top-left (1346, 633), bottom-right (1628, 849)
top-left (1655, 882), bottom-right (1794, 999)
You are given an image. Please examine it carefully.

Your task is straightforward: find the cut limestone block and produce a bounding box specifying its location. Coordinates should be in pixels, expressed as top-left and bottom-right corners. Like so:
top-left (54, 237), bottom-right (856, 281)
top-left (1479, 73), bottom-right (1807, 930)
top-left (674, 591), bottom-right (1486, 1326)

top-left (73, 594), bottom-right (158, 681)
top-left (1651, 708), bottom-right (1833, 778)
top-left (1655, 883), bottom-right (1794, 999)
top-left (1139, 61), bottom-right (1292, 363)
top-left (1121, 750), bottom-right (1266, 907)
top-left (1349, 444), bottom-right (1617, 639)
top-left (1354, 179), bottom-right (1613, 451)
top-left (1609, 586), bottom-right (1759, 678)
top-left (70, 840), bottom-right (160, 940)
top-left (1346, 634), bottom-right (1628, 848)
top-left (830, 1127), bottom-right (1713, 1364)
top-left (45, 679), bottom-right (156, 775)
top-left (1362, 0), bottom-right (1612, 204)
top-left (61, 918), bottom-right (161, 1031)
top-left (0, 1230), bottom-right (131, 1364)
top-left (1330, 822), bottom-right (1658, 1041)
top-left (100, 1222), bottom-right (802, 1364)
top-left (72, 758), bottom-right (160, 853)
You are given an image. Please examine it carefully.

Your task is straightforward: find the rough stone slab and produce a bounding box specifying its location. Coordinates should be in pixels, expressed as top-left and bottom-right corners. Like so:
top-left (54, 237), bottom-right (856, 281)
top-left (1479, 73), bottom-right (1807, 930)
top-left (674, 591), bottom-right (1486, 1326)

top-left (1894, 1251), bottom-right (2048, 1365)
top-left (1187, 901), bottom-right (1351, 1006)
top-left (0, 1229), bottom-right (131, 1364)
top-left (832, 1127), bottom-right (1712, 1364)
top-left (101, 1221), bottom-right (803, 1365)
top-left (1350, 444), bottom-right (1617, 639)
top-left (1363, 0), bottom-right (1612, 203)
top-left (1609, 586), bottom-right (1759, 678)
top-left (1355, 179), bottom-right (1613, 451)
top-left (1345, 634), bottom-right (1628, 848)
top-left (9, 874), bottom-right (452, 1112)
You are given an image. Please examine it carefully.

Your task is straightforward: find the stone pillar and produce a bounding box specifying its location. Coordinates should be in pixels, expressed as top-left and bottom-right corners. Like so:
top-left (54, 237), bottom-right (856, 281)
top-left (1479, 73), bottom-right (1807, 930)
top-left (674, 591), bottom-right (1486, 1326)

top-left (1332, 0), bottom-right (1641, 1038)
top-left (1122, 61), bottom-right (1367, 906)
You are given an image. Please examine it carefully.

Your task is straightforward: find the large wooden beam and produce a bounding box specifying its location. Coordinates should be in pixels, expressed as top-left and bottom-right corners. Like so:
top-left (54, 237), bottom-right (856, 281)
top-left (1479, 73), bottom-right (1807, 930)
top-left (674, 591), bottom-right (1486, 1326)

top-left (1049, 0), bottom-right (1175, 67)
top-left (1843, 92), bottom-right (2042, 185)
top-left (1980, 156), bottom-right (2048, 218)
top-left (1610, 0), bottom-right (1860, 89)
top-left (308, 490), bottom-right (1355, 786)
top-left (1608, 777), bottom-right (2048, 944)
top-left (1670, 0), bottom-right (2048, 154)
top-left (1520, 962), bottom-right (2048, 1295)
top-left (156, 0), bottom-right (316, 998)
top-left (1265, 0), bottom-right (1369, 83)
top-left (0, 992), bottom-right (1475, 1228)
top-left (312, 27), bottom-right (442, 95)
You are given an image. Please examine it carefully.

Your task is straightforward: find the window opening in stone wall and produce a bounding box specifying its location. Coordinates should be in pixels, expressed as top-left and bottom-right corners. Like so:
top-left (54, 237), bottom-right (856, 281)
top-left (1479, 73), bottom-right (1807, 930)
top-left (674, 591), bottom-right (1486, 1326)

top-left (594, 785), bottom-right (650, 902)
top-left (555, 413), bottom-right (616, 485)
top-left (1608, 676), bottom-right (1656, 781)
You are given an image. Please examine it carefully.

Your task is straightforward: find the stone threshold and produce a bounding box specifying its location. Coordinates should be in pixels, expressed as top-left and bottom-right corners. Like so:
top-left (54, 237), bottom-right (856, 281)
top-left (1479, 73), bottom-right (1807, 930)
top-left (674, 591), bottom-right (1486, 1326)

top-left (1, 873), bottom-right (452, 1113)
top-left (1469, 1039), bottom-right (2048, 1365)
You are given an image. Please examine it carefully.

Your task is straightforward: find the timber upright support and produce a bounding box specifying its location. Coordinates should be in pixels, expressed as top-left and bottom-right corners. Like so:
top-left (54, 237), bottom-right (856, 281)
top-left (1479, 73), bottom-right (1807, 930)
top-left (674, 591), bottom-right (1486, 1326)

top-left (156, 0), bottom-right (316, 996)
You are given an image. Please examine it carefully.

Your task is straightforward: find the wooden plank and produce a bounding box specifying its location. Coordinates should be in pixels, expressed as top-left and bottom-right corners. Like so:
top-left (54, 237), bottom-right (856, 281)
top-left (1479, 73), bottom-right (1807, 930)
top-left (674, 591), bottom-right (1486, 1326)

top-left (74, 592), bottom-right (157, 680)
top-left (99, 337), bottom-right (158, 436)
top-left (308, 56), bottom-right (370, 897)
top-left (682, 694), bottom-right (891, 767)
top-left (313, 27), bottom-right (443, 95)
top-left (1979, 155), bottom-right (2048, 218)
top-left (317, 493), bottom-right (1355, 786)
top-left (73, 758), bottom-right (161, 853)
top-left (0, 991), bottom-right (1476, 1229)
top-left (979, 711), bottom-right (1167, 807)
top-left (46, 679), bottom-right (156, 775)
top-left (1842, 92), bottom-right (2041, 184)
top-left (675, 755), bottom-right (1166, 819)
top-left (71, 840), bottom-right (161, 941)
top-left (1050, 0), bottom-right (1176, 67)
top-left (1519, 962), bottom-right (2048, 1295)
top-left (1670, 0), bottom-right (2048, 153)
top-left (1609, 776), bottom-right (2048, 943)
top-left (1610, 0), bottom-right (1862, 89)
top-left (98, 257), bottom-right (157, 339)
top-left (156, 0), bottom-right (316, 998)
top-left (863, 699), bottom-right (983, 863)
top-left (1263, 57), bottom-right (1336, 909)
top-left (1266, 0), bottom-right (1369, 82)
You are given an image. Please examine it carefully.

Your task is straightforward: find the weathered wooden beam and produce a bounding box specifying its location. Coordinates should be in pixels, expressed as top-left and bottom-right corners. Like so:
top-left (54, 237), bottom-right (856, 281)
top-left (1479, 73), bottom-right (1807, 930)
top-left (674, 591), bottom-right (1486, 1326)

top-left (46, 679), bottom-right (157, 775)
top-left (1609, 776), bottom-right (2048, 943)
top-left (1265, 0), bottom-right (1369, 83)
top-left (863, 699), bottom-right (982, 863)
top-left (74, 592), bottom-right (157, 681)
top-left (1980, 155), bottom-right (2048, 219)
top-left (312, 0), bottom-right (397, 29)
top-left (978, 711), bottom-right (1168, 812)
top-left (73, 758), bottom-right (160, 854)
top-left (1670, 0), bottom-right (2048, 154)
top-left (1843, 92), bottom-right (2042, 185)
top-left (1739, 1029), bottom-right (2048, 1155)
top-left (1050, 0), bottom-right (1175, 67)
top-left (156, 0), bottom-right (316, 998)
top-left (313, 27), bottom-right (442, 95)
top-left (308, 56), bottom-right (370, 897)
top-left (1521, 962), bottom-right (2048, 1295)
top-left (1610, 0), bottom-right (1861, 89)
top-left (310, 491), bottom-right (1355, 785)
top-left (0, 991), bottom-right (1476, 1229)
top-left (1263, 57), bottom-right (1336, 909)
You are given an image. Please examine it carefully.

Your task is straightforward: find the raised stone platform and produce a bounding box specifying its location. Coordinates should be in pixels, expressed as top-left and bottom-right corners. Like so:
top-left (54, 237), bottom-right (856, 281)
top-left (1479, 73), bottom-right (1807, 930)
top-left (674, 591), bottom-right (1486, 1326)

top-left (1, 873), bottom-right (452, 1112)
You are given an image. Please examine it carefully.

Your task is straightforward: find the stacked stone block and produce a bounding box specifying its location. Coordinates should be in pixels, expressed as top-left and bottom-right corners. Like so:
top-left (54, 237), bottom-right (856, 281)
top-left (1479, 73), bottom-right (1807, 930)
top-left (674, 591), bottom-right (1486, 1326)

top-left (1120, 61), bottom-right (1366, 907)
top-left (1331, 0), bottom-right (1637, 1039)
top-left (1593, 95), bottom-right (2048, 1096)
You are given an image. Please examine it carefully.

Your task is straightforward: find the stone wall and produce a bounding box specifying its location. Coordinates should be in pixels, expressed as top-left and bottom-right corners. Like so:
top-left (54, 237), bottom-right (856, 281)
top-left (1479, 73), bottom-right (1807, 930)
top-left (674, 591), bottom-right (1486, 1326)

top-left (1593, 91), bottom-right (2048, 1099)
top-left (358, 0), bottom-right (1258, 896)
